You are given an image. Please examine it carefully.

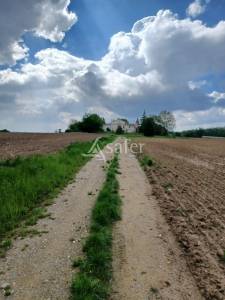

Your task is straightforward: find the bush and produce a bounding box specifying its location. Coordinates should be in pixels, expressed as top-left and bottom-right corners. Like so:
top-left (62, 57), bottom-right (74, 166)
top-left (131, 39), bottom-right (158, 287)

top-left (140, 156), bottom-right (153, 167)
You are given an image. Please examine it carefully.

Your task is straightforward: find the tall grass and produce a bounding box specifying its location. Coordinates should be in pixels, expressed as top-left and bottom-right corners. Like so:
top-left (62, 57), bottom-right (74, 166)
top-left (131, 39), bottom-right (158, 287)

top-left (0, 136), bottom-right (115, 240)
top-left (71, 154), bottom-right (121, 300)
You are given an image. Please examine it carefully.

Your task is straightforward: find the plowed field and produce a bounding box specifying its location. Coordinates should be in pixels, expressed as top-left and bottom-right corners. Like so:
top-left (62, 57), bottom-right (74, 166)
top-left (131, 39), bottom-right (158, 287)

top-left (0, 132), bottom-right (103, 159)
top-left (135, 137), bottom-right (225, 300)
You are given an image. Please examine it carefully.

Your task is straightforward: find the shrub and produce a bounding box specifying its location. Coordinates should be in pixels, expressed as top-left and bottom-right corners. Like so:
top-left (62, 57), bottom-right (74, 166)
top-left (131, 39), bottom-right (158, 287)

top-left (140, 156), bottom-right (153, 168)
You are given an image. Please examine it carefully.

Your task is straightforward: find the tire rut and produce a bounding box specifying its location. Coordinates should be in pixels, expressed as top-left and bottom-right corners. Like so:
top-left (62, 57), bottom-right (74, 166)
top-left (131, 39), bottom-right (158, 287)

top-left (111, 147), bottom-right (202, 300)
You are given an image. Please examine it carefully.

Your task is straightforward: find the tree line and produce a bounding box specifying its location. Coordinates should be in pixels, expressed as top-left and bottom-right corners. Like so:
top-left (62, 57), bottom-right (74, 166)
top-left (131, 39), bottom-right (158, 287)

top-left (175, 127), bottom-right (225, 138)
top-left (66, 110), bottom-right (176, 136)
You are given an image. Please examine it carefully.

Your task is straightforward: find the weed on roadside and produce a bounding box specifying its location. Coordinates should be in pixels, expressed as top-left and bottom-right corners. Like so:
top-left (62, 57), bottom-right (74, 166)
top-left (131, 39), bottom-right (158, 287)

top-left (140, 155), bottom-right (153, 169)
top-left (24, 207), bottom-right (50, 226)
top-left (16, 227), bottom-right (48, 239)
top-left (0, 239), bottom-right (12, 258)
top-left (163, 182), bottom-right (173, 193)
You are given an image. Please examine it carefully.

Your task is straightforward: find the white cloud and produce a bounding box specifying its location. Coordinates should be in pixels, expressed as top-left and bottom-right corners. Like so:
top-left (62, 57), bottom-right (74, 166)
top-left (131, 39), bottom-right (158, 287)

top-left (186, 0), bottom-right (209, 18)
top-left (0, 0), bottom-right (77, 65)
top-left (175, 107), bottom-right (225, 130)
top-left (1, 10), bottom-right (225, 131)
top-left (208, 91), bottom-right (225, 102)
top-left (104, 10), bottom-right (225, 86)
top-left (34, 0), bottom-right (76, 42)
top-left (188, 80), bottom-right (207, 90)
top-left (58, 111), bottom-right (82, 125)
top-left (87, 106), bottom-right (122, 122)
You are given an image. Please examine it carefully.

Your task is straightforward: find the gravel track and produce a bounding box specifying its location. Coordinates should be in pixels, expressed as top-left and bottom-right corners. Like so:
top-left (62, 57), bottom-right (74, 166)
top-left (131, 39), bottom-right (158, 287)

top-left (111, 144), bottom-right (202, 300)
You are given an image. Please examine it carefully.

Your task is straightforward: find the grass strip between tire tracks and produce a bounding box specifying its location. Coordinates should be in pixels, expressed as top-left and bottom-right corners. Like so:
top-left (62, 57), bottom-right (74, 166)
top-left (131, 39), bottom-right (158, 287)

top-left (0, 135), bottom-right (115, 245)
top-left (71, 153), bottom-right (121, 300)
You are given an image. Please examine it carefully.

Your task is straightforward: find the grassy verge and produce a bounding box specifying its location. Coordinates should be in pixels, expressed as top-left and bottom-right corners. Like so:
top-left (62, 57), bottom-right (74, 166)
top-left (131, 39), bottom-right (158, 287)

top-left (71, 154), bottom-right (121, 300)
top-left (0, 135), bottom-right (115, 245)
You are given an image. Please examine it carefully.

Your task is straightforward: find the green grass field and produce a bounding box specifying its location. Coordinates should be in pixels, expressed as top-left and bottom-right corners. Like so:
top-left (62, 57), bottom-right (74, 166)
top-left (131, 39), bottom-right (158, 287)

top-left (71, 154), bottom-right (121, 300)
top-left (0, 135), bottom-right (115, 243)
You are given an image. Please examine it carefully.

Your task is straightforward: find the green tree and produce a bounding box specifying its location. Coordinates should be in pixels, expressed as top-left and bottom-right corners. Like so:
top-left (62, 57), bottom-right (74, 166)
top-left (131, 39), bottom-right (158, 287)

top-left (81, 114), bottom-right (105, 133)
top-left (140, 110), bottom-right (146, 123)
top-left (116, 125), bottom-right (124, 134)
top-left (142, 117), bottom-right (168, 137)
top-left (66, 114), bottom-right (105, 133)
top-left (139, 110), bottom-right (147, 133)
top-left (66, 121), bottom-right (81, 132)
top-left (158, 111), bottom-right (176, 132)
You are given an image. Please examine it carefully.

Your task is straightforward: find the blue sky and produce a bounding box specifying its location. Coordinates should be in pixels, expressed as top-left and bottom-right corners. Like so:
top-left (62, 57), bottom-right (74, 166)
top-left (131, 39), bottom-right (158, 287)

top-left (24, 0), bottom-right (225, 60)
top-left (69, 0), bottom-right (225, 59)
top-left (0, 0), bottom-right (225, 131)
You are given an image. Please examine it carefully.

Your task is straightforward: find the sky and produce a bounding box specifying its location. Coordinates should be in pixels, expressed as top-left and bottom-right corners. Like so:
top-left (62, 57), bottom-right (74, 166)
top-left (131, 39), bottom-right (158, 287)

top-left (0, 0), bottom-right (225, 132)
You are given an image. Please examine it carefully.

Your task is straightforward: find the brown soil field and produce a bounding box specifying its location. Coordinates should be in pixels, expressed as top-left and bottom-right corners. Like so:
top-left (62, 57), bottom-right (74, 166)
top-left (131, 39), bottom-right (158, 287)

top-left (0, 132), bottom-right (103, 159)
top-left (135, 137), bottom-right (225, 300)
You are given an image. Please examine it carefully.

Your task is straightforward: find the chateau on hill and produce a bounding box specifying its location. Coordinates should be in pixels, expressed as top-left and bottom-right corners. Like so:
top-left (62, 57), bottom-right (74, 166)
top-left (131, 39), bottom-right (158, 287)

top-left (103, 118), bottom-right (140, 133)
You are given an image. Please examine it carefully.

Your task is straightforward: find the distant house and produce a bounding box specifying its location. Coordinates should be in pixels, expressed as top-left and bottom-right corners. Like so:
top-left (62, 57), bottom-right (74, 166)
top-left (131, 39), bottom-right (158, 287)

top-left (103, 118), bottom-right (139, 133)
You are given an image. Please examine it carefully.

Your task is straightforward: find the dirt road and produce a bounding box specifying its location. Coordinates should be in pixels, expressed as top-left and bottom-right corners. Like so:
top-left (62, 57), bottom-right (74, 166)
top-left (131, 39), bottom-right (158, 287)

top-left (111, 147), bottom-right (203, 300)
top-left (0, 144), bottom-right (114, 300)
top-left (0, 138), bottom-right (205, 299)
